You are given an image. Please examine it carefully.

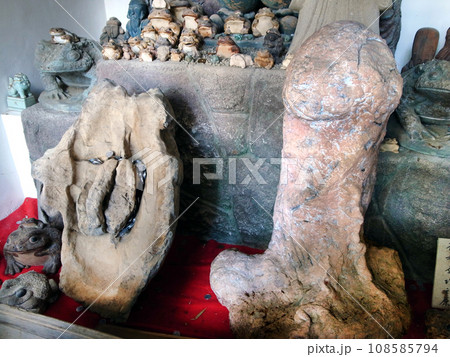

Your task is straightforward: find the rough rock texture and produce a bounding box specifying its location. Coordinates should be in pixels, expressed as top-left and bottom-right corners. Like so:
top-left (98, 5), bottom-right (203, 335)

top-left (32, 80), bottom-right (182, 320)
top-left (22, 104), bottom-right (78, 162)
top-left (425, 309), bottom-right (450, 339)
top-left (210, 22), bottom-right (410, 338)
top-left (0, 271), bottom-right (58, 314)
top-left (365, 124), bottom-right (450, 283)
top-left (96, 61), bottom-right (286, 248)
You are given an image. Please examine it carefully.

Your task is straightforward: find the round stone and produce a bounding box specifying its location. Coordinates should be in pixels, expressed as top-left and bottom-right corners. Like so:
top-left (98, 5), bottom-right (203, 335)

top-left (261, 0), bottom-right (291, 10)
top-left (217, 0), bottom-right (260, 13)
top-left (279, 15), bottom-right (298, 36)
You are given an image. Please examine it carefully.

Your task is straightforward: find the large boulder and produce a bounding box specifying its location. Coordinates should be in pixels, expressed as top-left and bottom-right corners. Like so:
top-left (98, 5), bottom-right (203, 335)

top-left (32, 80), bottom-right (182, 320)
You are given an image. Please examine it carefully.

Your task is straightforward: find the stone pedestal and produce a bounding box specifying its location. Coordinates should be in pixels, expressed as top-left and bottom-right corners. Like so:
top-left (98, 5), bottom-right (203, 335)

top-left (22, 104), bottom-right (78, 162)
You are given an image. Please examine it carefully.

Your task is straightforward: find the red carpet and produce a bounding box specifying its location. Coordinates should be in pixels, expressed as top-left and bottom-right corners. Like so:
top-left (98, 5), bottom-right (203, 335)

top-left (0, 199), bottom-right (428, 338)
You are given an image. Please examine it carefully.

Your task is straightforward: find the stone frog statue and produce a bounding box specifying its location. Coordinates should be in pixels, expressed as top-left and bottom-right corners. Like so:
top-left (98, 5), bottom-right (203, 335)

top-left (3, 218), bottom-right (62, 275)
top-left (7, 73), bottom-right (32, 99)
top-left (35, 29), bottom-right (102, 112)
top-left (396, 59), bottom-right (450, 141)
top-left (0, 271), bottom-right (58, 314)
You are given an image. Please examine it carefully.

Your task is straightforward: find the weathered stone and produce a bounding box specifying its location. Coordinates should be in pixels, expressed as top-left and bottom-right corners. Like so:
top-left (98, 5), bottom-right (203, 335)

top-left (22, 104), bottom-right (78, 162)
top-left (0, 272), bottom-right (59, 314)
top-left (230, 54), bottom-right (248, 68)
top-left (3, 218), bottom-right (61, 275)
top-left (436, 28), bottom-right (450, 61)
top-left (210, 22), bottom-right (410, 338)
top-left (157, 45), bottom-right (171, 61)
top-left (365, 126), bottom-right (450, 283)
top-left (35, 30), bottom-right (102, 112)
top-left (32, 80), bottom-right (182, 320)
top-left (425, 309), bottom-right (450, 338)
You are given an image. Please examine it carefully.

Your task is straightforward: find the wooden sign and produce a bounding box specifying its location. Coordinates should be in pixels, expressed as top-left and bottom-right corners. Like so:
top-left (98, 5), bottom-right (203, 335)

top-left (432, 238), bottom-right (450, 309)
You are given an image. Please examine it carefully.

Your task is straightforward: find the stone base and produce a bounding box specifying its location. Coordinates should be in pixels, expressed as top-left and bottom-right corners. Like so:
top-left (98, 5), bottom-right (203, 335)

top-left (21, 104), bottom-right (79, 162)
top-left (7, 95), bottom-right (36, 111)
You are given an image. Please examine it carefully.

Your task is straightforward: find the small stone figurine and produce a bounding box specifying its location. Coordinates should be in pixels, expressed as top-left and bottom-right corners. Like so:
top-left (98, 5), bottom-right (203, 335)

top-left (7, 73), bottom-right (36, 110)
top-left (100, 17), bottom-right (126, 46)
top-left (0, 271), bottom-right (59, 314)
top-left (3, 218), bottom-right (62, 275)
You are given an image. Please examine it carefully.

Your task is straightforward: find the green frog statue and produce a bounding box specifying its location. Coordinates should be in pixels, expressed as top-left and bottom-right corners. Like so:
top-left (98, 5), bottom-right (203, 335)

top-left (3, 218), bottom-right (62, 276)
top-left (35, 28), bottom-right (102, 112)
top-left (395, 59), bottom-right (450, 157)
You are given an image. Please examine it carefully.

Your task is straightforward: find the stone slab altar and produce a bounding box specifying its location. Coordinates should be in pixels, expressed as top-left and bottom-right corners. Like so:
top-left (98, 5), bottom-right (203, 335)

top-left (97, 61), bottom-right (286, 248)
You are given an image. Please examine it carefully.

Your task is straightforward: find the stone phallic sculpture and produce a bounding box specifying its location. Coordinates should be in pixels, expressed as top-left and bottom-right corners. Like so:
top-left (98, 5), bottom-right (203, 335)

top-left (210, 21), bottom-right (410, 338)
top-left (125, 0), bottom-right (150, 39)
top-left (32, 80), bottom-right (182, 320)
top-left (3, 218), bottom-right (62, 275)
top-left (288, 0), bottom-right (393, 55)
top-left (100, 17), bottom-right (126, 46)
top-left (401, 28), bottom-right (440, 73)
top-left (436, 28), bottom-right (450, 61)
top-left (35, 29), bottom-right (102, 112)
top-left (0, 271), bottom-right (58, 314)
top-left (7, 73), bottom-right (36, 110)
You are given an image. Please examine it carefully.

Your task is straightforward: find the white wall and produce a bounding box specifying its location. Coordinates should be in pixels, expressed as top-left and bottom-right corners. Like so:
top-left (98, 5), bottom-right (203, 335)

top-left (104, 0), bottom-right (130, 30)
top-left (395, 0), bottom-right (450, 70)
top-left (0, 0), bottom-right (107, 114)
top-left (0, 0), bottom-right (106, 215)
top-left (0, 116), bottom-right (23, 219)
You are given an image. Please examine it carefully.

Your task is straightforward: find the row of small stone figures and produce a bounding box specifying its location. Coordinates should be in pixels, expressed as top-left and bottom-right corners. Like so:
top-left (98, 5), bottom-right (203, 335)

top-left (103, 31), bottom-right (281, 70)
top-left (0, 218), bottom-right (62, 313)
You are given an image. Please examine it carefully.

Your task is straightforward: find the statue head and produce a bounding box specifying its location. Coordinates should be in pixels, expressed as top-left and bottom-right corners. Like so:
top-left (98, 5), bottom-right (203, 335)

top-left (127, 0), bottom-right (149, 22)
top-left (105, 17), bottom-right (122, 38)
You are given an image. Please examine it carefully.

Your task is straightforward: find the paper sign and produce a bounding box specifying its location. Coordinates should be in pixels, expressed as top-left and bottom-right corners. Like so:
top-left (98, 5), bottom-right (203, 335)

top-left (432, 238), bottom-right (450, 309)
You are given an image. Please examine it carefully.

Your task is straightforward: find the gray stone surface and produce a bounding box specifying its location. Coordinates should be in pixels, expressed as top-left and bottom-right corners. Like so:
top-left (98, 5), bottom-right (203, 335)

top-left (365, 122), bottom-right (450, 283)
top-left (97, 60), bottom-right (285, 248)
top-left (22, 104), bottom-right (78, 162)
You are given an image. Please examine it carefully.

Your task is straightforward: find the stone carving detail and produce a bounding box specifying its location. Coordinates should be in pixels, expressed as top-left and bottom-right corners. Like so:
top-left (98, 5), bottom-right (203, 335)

top-left (3, 218), bottom-right (62, 275)
top-left (32, 80), bottom-right (182, 320)
top-left (100, 17), bottom-right (126, 46)
top-left (396, 60), bottom-right (450, 156)
top-left (210, 21), bottom-right (410, 338)
top-left (8, 73), bottom-right (32, 99)
top-left (0, 271), bottom-right (59, 314)
top-left (35, 29), bottom-right (102, 112)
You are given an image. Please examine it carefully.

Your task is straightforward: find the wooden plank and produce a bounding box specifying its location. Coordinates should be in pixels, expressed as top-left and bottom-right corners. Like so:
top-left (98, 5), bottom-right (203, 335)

top-left (0, 304), bottom-right (118, 339)
top-left (96, 324), bottom-right (190, 339)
